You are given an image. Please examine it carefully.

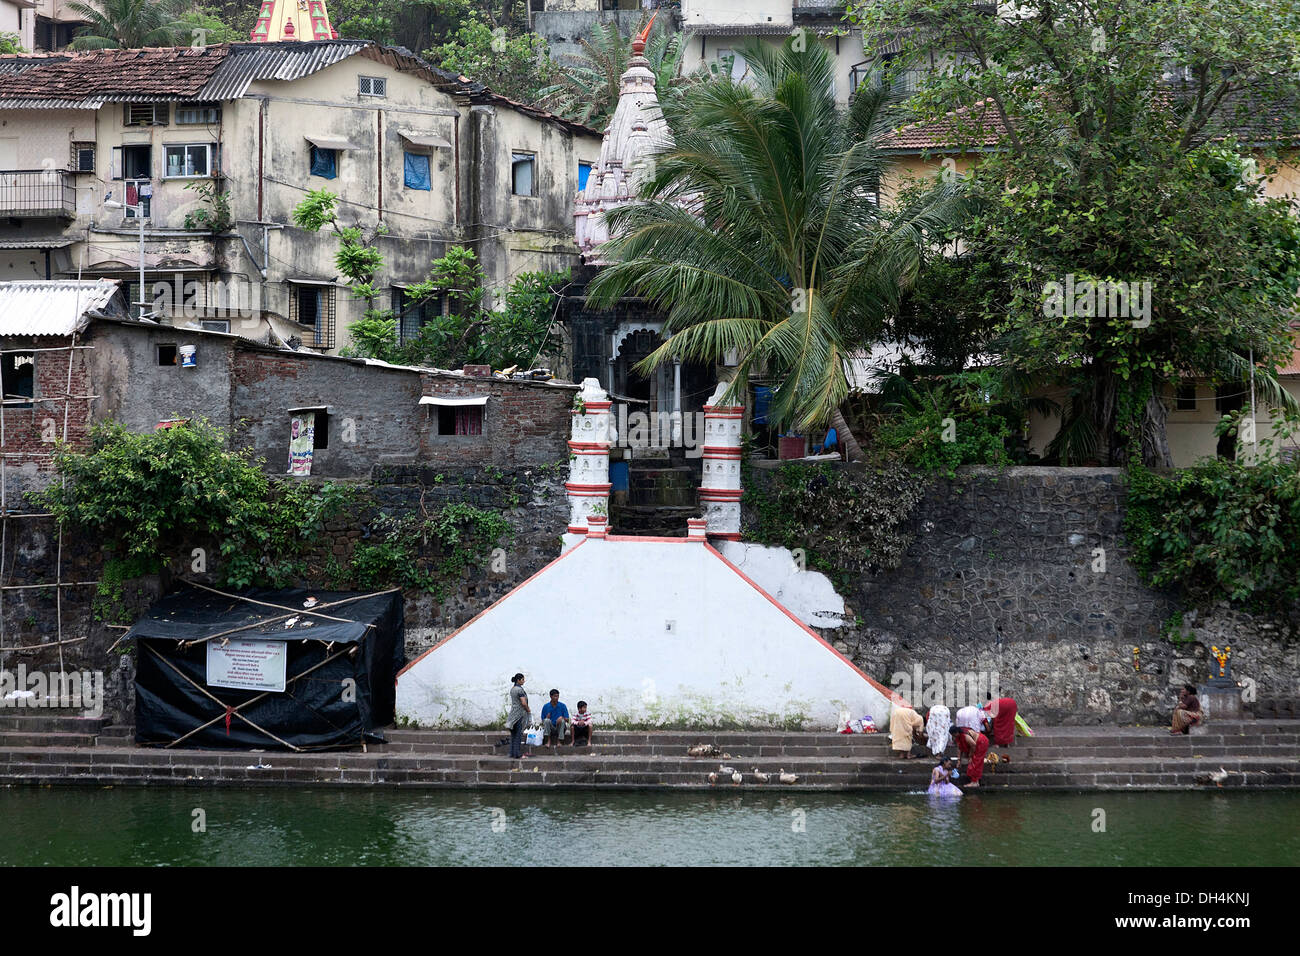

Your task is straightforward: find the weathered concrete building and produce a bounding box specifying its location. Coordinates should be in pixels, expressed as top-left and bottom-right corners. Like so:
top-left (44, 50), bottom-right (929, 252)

top-left (87, 318), bottom-right (576, 479)
top-left (0, 40), bottom-right (602, 354)
top-left (0, 279), bottom-right (576, 494)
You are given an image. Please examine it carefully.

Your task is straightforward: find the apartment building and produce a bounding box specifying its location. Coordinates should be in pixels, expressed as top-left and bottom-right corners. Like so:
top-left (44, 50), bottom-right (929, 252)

top-left (0, 39), bottom-right (602, 354)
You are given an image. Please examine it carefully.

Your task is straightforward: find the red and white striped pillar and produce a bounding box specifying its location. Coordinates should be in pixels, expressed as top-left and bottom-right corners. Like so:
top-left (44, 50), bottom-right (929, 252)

top-left (565, 378), bottom-right (616, 548)
top-left (698, 381), bottom-right (743, 540)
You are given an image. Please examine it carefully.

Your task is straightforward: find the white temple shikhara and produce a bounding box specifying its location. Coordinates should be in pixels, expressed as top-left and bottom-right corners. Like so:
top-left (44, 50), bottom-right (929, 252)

top-left (568, 14), bottom-right (743, 542)
top-left (573, 14), bottom-right (674, 265)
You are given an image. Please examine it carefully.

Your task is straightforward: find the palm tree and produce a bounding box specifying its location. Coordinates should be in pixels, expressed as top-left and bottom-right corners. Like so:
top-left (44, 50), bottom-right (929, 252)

top-left (68, 0), bottom-right (191, 50)
top-left (538, 16), bottom-right (695, 129)
top-left (585, 38), bottom-right (969, 459)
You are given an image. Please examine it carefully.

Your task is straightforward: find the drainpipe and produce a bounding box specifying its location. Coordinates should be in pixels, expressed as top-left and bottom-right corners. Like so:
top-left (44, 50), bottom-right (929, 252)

top-left (257, 100), bottom-right (265, 221)
top-left (453, 113), bottom-right (460, 228)
top-left (377, 108), bottom-right (383, 222)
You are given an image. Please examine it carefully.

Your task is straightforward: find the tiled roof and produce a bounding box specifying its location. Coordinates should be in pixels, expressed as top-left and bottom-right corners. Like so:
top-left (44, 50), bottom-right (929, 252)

top-left (0, 39), bottom-right (601, 136)
top-left (879, 99), bottom-right (1008, 152)
top-left (0, 46), bottom-right (230, 105)
top-left (879, 89), bottom-right (1300, 153)
top-left (0, 279), bottom-right (122, 336)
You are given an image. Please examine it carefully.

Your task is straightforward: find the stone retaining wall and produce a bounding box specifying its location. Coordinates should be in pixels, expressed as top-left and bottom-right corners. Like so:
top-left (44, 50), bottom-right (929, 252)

top-left (746, 465), bottom-right (1299, 725)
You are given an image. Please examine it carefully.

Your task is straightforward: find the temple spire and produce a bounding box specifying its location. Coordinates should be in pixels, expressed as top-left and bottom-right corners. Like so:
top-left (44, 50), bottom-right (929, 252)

top-left (573, 13), bottom-right (673, 264)
top-left (249, 0), bottom-right (338, 42)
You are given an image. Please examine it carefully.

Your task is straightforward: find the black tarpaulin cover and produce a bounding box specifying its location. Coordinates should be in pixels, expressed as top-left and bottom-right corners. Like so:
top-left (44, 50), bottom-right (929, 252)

top-left (130, 586), bottom-right (405, 750)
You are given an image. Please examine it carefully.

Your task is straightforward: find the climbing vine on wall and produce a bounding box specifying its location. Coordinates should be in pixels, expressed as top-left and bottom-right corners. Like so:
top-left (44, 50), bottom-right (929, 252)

top-left (741, 459), bottom-right (926, 590)
top-left (344, 501), bottom-right (512, 598)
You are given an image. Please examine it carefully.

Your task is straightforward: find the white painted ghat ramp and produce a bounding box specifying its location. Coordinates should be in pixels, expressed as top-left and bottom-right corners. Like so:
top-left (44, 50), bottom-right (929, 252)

top-left (395, 535), bottom-right (896, 729)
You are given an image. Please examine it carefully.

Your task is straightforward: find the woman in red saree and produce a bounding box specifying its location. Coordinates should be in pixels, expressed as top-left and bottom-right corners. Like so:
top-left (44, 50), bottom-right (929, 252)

top-left (983, 695), bottom-right (1018, 747)
top-left (953, 725), bottom-right (989, 788)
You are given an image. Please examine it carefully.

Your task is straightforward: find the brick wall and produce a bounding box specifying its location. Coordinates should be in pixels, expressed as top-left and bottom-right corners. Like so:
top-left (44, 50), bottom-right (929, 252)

top-left (0, 335), bottom-right (93, 502)
top-left (230, 346), bottom-right (575, 478)
top-left (419, 371), bottom-right (575, 467)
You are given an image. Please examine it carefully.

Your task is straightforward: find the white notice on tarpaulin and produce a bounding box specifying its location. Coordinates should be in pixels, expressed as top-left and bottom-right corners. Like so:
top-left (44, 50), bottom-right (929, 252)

top-left (206, 639), bottom-right (288, 692)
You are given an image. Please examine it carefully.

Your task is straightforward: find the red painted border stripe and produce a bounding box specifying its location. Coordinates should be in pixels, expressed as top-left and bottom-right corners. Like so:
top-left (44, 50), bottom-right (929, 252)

top-left (395, 537), bottom-right (590, 678)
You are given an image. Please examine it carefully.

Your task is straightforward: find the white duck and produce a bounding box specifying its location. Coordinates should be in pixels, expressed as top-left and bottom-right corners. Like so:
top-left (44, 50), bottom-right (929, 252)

top-left (753, 768), bottom-right (770, 784)
top-left (779, 769), bottom-right (799, 785)
top-left (707, 772), bottom-right (718, 786)
top-left (718, 764), bottom-right (736, 776)
top-left (731, 770), bottom-right (743, 786)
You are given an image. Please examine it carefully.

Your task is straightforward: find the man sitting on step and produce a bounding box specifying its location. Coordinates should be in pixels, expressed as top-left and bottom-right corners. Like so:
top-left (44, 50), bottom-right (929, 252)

top-left (540, 689), bottom-right (571, 749)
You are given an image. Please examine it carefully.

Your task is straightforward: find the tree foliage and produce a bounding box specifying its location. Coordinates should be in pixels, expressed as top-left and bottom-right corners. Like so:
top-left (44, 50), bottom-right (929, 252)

top-left (291, 191), bottom-right (565, 369)
top-left (586, 36), bottom-right (968, 455)
top-left (1125, 458), bottom-right (1300, 615)
top-left (35, 420), bottom-right (353, 590)
top-left (851, 0), bottom-right (1300, 467)
top-left (68, 0), bottom-right (191, 49)
top-left (424, 15), bottom-right (555, 106)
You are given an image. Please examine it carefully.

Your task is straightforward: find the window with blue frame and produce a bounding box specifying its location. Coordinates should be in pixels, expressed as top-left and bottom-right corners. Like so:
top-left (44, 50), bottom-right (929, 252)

top-left (578, 161), bottom-right (592, 191)
top-left (404, 151), bottom-right (431, 190)
top-left (310, 145), bottom-right (337, 179)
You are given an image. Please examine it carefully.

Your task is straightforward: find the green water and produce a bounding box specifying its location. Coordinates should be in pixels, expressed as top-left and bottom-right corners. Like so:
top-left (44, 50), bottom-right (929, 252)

top-left (2, 788), bottom-right (1296, 866)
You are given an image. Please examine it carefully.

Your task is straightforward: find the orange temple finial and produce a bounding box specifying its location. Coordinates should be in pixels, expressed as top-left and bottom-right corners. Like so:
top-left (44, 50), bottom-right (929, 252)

top-left (631, 11), bottom-right (657, 56)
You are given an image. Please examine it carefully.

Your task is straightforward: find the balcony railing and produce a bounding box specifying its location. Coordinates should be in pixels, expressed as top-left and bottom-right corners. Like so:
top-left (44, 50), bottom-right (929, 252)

top-left (850, 66), bottom-right (930, 95)
top-left (0, 170), bottom-right (75, 219)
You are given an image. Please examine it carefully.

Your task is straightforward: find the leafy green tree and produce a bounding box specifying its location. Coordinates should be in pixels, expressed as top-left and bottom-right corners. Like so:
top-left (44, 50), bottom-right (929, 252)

top-left (35, 420), bottom-right (351, 590)
top-left (585, 37), bottom-right (968, 459)
top-left (0, 32), bottom-right (23, 54)
top-left (291, 189), bottom-right (393, 354)
top-left (537, 18), bottom-right (697, 128)
top-left (388, 248), bottom-right (567, 371)
top-left (180, 5), bottom-right (242, 45)
top-left (292, 190), bottom-right (565, 369)
top-left (852, 0), bottom-right (1300, 467)
top-left (424, 15), bottom-right (554, 105)
top-left (67, 0), bottom-right (191, 49)
top-left (1126, 453), bottom-right (1300, 614)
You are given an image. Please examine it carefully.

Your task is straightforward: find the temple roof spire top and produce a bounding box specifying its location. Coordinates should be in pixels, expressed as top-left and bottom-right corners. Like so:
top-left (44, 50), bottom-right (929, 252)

top-left (249, 0), bottom-right (338, 43)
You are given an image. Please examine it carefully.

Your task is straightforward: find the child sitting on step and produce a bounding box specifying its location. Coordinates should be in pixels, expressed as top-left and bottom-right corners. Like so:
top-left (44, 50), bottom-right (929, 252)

top-left (571, 701), bottom-right (594, 747)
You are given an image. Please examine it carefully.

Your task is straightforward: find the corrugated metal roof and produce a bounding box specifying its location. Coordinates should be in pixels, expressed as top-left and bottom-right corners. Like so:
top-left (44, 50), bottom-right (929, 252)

top-left (197, 40), bottom-right (370, 100)
top-left (0, 98), bottom-right (102, 109)
top-left (0, 279), bottom-right (120, 336)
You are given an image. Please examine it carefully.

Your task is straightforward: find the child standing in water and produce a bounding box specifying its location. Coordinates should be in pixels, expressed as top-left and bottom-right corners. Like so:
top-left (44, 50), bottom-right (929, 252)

top-left (928, 757), bottom-right (963, 797)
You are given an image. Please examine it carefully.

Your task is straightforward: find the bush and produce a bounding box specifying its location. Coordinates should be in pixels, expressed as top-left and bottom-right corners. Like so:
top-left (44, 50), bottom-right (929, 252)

top-left (870, 370), bottom-right (1015, 478)
top-left (743, 460), bottom-right (925, 589)
top-left (1125, 459), bottom-right (1300, 613)
top-left (35, 420), bottom-right (352, 590)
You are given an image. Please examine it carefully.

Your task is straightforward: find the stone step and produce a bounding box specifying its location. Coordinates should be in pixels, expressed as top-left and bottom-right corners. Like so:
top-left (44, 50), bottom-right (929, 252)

top-left (0, 730), bottom-right (99, 748)
top-left (2, 761), bottom-right (1295, 790)
top-left (0, 713), bottom-right (111, 733)
top-left (382, 722), bottom-right (1300, 745)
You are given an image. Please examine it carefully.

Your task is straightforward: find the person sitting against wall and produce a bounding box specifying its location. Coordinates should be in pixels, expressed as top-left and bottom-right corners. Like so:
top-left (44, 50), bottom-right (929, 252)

top-left (540, 689), bottom-right (571, 749)
top-left (1171, 684), bottom-right (1202, 736)
top-left (571, 700), bottom-right (594, 748)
